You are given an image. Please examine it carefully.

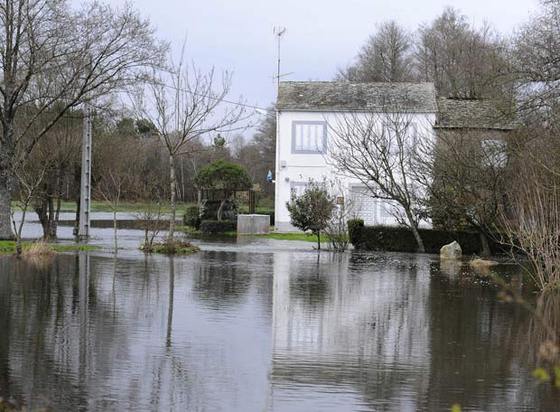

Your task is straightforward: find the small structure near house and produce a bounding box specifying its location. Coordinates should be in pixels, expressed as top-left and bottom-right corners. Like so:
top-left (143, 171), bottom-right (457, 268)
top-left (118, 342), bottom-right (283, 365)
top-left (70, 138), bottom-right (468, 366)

top-left (194, 160), bottom-right (252, 226)
top-left (237, 214), bottom-right (270, 235)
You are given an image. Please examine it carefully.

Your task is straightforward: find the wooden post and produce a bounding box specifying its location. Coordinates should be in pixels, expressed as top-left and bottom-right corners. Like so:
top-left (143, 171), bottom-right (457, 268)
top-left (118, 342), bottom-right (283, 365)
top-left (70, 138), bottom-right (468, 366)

top-left (248, 190), bottom-right (256, 214)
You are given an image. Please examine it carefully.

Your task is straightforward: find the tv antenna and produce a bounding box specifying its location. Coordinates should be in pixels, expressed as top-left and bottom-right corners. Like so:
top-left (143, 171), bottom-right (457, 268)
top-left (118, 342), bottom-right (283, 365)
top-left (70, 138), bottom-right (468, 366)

top-left (273, 26), bottom-right (292, 96)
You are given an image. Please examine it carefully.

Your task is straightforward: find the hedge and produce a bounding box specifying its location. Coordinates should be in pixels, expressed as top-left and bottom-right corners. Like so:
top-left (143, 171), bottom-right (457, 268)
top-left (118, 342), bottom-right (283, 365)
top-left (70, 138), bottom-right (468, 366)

top-left (347, 219), bottom-right (503, 255)
top-left (200, 220), bottom-right (236, 234)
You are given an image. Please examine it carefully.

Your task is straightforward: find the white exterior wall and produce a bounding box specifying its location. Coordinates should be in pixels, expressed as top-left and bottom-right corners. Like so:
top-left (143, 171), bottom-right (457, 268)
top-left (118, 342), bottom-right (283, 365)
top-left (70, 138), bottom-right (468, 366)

top-left (274, 110), bottom-right (436, 232)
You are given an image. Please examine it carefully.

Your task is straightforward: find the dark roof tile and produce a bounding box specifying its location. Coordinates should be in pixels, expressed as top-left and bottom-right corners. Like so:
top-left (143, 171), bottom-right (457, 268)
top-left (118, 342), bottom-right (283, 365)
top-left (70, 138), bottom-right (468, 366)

top-left (277, 81), bottom-right (437, 113)
top-left (435, 98), bottom-right (516, 130)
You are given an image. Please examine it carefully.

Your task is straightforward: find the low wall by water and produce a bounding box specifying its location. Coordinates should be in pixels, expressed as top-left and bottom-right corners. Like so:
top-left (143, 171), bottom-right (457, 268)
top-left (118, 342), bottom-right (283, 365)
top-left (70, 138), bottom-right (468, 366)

top-left (237, 214), bottom-right (270, 234)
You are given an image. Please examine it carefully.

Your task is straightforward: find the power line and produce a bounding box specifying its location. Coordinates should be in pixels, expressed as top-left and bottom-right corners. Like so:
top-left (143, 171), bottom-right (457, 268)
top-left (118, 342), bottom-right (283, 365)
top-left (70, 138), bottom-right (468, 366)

top-left (152, 80), bottom-right (269, 112)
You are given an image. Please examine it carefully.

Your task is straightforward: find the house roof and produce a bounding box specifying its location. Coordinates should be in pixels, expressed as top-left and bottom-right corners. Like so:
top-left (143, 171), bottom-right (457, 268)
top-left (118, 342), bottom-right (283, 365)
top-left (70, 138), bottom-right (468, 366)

top-left (277, 81), bottom-right (437, 113)
top-left (435, 98), bottom-right (516, 130)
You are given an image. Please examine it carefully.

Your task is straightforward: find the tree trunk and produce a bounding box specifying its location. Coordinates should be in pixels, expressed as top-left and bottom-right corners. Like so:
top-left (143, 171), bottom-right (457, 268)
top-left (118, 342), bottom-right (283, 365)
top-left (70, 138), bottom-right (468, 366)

top-left (0, 180), bottom-right (13, 240)
top-left (113, 210), bottom-right (118, 253)
top-left (317, 231), bottom-right (321, 250)
top-left (479, 231), bottom-right (491, 258)
top-left (169, 153), bottom-right (177, 241)
top-left (35, 196), bottom-right (58, 240)
top-left (405, 210), bottom-right (425, 253)
top-left (410, 224), bottom-right (425, 253)
top-left (217, 199), bottom-right (226, 222)
top-left (0, 118), bottom-right (15, 240)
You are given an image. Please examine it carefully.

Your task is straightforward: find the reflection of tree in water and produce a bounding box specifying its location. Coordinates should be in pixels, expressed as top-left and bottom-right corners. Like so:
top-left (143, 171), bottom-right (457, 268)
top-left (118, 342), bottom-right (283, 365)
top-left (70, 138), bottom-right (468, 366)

top-left (289, 255), bottom-right (330, 310)
top-left (423, 264), bottom-right (557, 411)
top-left (193, 251), bottom-right (251, 309)
top-left (0, 255), bottom-right (79, 406)
top-left (521, 291), bottom-right (560, 389)
top-left (0, 254), bottom-right (142, 410)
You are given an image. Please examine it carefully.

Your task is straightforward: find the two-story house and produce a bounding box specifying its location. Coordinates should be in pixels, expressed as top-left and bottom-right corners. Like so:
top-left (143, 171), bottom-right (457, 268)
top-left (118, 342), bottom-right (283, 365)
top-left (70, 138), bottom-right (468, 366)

top-left (274, 81), bottom-right (438, 232)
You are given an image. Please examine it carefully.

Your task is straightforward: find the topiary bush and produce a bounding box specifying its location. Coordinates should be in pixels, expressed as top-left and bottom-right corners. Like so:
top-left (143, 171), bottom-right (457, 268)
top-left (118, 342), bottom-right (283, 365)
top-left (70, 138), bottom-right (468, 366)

top-left (200, 220), bottom-right (236, 235)
top-left (183, 205), bottom-right (201, 229)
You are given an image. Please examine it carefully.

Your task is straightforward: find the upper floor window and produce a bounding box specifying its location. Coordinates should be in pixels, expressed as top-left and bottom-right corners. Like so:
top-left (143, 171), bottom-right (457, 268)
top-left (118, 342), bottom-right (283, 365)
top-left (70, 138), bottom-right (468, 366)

top-left (292, 121), bottom-right (327, 153)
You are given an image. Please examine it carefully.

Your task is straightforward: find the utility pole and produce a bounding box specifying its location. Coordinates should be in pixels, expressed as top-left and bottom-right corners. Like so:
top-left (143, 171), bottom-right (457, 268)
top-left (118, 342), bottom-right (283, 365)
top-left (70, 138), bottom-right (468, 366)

top-left (78, 106), bottom-right (92, 241)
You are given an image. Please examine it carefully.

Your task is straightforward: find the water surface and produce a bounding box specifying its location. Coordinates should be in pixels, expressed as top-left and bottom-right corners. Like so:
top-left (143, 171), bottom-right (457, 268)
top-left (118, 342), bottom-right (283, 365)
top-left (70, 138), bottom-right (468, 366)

top-left (0, 248), bottom-right (556, 411)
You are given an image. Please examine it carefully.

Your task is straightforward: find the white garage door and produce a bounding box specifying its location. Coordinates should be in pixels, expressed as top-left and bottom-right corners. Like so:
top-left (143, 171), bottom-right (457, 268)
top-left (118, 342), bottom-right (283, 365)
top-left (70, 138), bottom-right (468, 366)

top-left (349, 187), bottom-right (392, 226)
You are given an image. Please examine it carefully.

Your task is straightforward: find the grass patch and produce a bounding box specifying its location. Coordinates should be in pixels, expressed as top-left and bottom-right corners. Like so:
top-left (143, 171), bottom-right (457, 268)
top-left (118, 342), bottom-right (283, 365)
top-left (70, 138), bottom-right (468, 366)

top-left (263, 232), bottom-right (324, 242)
top-left (0, 240), bottom-right (98, 255)
top-left (11, 200), bottom-right (194, 214)
top-left (178, 226), bottom-right (237, 238)
top-left (141, 239), bottom-right (200, 255)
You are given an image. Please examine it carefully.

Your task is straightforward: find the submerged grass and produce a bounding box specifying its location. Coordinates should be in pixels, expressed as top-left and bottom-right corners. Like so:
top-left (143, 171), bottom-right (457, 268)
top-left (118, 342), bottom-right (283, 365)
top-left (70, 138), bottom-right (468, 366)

top-left (0, 240), bottom-right (98, 255)
top-left (141, 239), bottom-right (200, 255)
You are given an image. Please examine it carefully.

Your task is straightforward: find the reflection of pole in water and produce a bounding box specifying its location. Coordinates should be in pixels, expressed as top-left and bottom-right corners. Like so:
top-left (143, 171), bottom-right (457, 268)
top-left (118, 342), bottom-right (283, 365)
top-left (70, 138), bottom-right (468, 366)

top-left (166, 257), bottom-right (175, 349)
top-left (78, 252), bottom-right (90, 395)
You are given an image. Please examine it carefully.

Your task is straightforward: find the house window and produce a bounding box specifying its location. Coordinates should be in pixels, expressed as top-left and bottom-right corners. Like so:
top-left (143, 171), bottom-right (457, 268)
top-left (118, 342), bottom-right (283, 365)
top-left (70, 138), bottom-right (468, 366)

top-left (481, 139), bottom-right (507, 168)
top-left (292, 121), bottom-right (327, 153)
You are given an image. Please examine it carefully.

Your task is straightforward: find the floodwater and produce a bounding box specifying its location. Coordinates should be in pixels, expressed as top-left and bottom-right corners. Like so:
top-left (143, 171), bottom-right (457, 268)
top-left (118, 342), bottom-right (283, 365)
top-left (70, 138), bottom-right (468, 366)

top-left (0, 219), bottom-right (558, 411)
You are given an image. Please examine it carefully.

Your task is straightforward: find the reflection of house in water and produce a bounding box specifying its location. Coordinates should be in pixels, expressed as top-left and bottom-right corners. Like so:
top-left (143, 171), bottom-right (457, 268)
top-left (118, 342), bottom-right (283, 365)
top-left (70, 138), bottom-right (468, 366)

top-left (270, 252), bottom-right (433, 411)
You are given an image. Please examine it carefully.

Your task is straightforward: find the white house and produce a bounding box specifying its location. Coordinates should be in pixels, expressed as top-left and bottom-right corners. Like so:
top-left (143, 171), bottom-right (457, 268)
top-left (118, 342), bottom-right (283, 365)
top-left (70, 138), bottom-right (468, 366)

top-left (274, 81), bottom-right (438, 232)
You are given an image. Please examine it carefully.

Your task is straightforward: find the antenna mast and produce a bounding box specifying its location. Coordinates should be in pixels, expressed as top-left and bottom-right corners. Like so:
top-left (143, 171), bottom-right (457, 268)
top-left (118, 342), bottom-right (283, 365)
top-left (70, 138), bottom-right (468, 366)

top-left (273, 26), bottom-right (286, 97)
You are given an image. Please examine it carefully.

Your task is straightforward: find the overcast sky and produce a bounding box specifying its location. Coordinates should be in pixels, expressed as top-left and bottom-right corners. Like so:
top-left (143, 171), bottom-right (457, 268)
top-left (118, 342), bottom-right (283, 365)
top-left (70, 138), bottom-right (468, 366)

top-left (111, 0), bottom-right (538, 114)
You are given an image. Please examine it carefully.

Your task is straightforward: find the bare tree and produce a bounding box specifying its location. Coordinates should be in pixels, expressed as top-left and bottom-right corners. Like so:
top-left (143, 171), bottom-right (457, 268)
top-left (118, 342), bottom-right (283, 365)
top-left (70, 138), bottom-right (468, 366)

top-left (513, 0), bottom-right (560, 117)
top-left (10, 160), bottom-right (47, 255)
top-left (338, 21), bottom-right (416, 83)
top-left (416, 7), bottom-right (509, 99)
top-left (414, 128), bottom-right (511, 257)
top-left (22, 112), bottom-right (82, 240)
top-left (135, 51), bottom-right (247, 241)
top-left (497, 119), bottom-right (560, 291)
top-left (0, 0), bottom-right (166, 239)
top-left (328, 110), bottom-right (431, 252)
top-left (500, 171), bottom-right (560, 292)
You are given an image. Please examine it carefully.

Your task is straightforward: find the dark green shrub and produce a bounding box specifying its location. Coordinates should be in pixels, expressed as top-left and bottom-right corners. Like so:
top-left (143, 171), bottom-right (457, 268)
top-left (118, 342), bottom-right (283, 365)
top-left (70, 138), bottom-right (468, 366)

top-left (200, 220), bottom-right (236, 234)
top-left (348, 224), bottom-right (503, 255)
top-left (347, 219), bottom-right (364, 246)
top-left (183, 205), bottom-right (201, 229)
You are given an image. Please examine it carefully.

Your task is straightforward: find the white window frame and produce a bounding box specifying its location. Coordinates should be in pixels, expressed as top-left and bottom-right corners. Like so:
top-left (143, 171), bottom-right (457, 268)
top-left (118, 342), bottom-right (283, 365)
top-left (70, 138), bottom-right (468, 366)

top-left (291, 121), bottom-right (327, 154)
